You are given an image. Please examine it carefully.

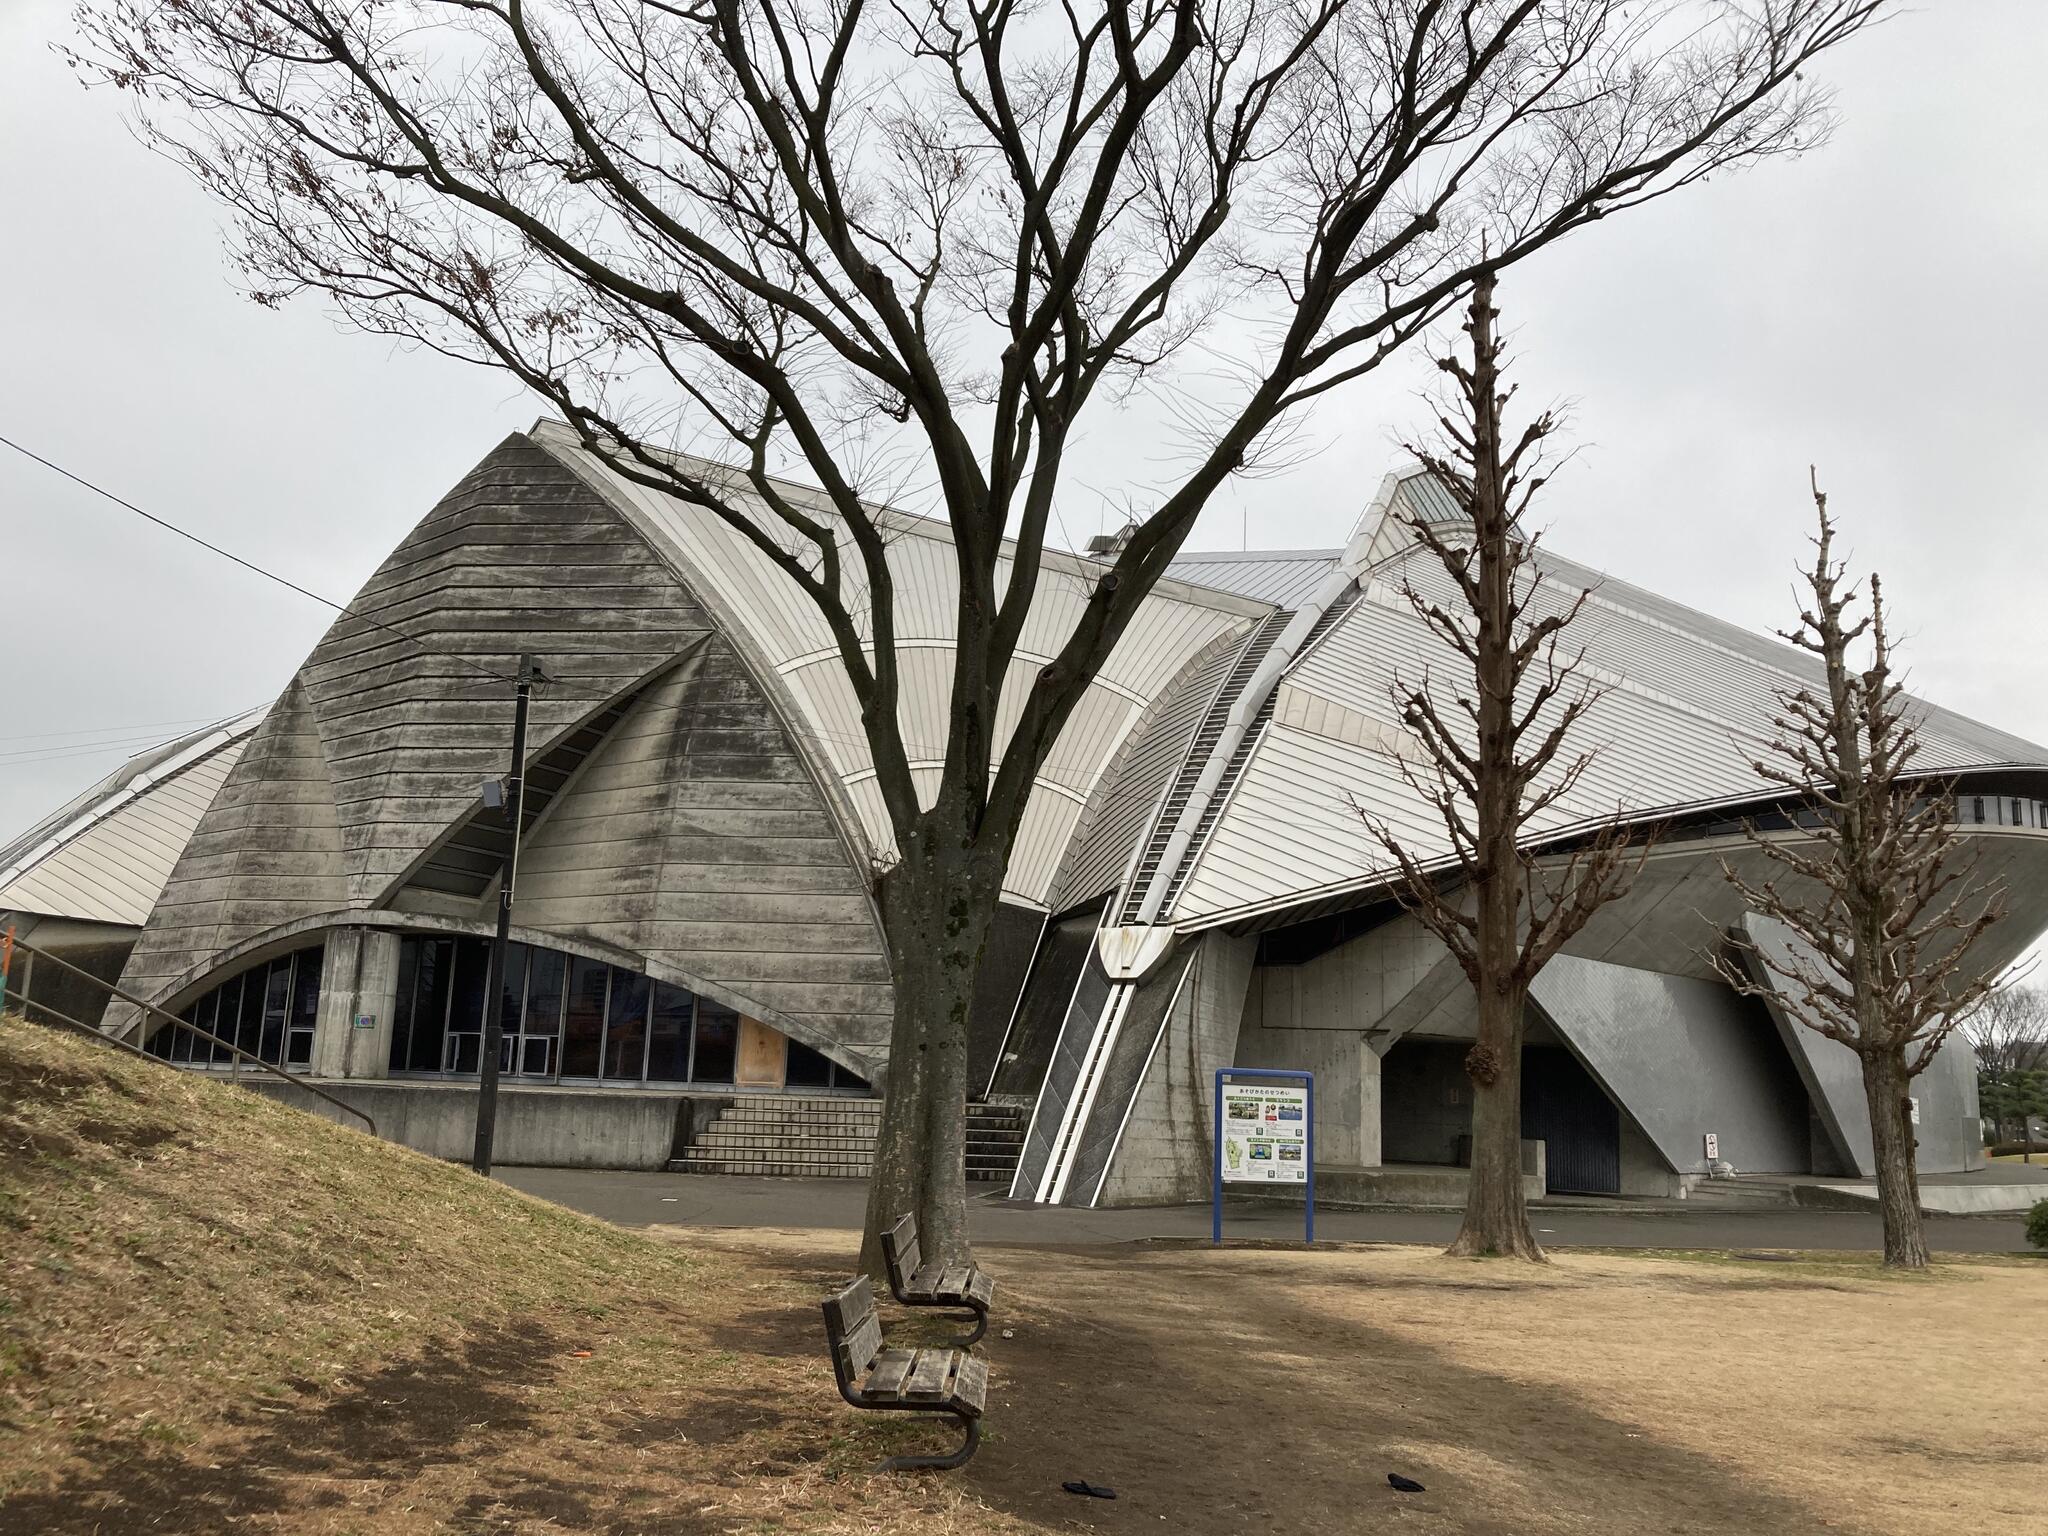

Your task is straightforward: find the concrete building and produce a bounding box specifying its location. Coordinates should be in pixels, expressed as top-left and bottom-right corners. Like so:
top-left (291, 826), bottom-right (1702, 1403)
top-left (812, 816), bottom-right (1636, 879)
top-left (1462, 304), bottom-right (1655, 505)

top-left (0, 711), bottom-right (263, 1028)
top-left (18, 425), bottom-right (2048, 1196)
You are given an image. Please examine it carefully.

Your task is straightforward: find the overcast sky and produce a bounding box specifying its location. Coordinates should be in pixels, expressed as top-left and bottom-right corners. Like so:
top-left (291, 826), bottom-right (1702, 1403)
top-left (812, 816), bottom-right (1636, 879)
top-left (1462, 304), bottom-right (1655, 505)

top-left (4, 0), bottom-right (2046, 850)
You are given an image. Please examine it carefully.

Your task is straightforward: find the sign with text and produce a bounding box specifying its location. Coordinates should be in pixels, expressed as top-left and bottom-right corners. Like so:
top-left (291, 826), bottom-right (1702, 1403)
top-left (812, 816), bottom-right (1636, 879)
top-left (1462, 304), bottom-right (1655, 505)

top-left (1218, 1081), bottom-right (1310, 1184)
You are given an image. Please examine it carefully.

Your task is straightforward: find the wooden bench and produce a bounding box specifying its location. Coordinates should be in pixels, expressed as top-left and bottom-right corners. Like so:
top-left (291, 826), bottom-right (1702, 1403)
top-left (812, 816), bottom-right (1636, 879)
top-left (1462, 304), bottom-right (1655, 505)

top-left (880, 1213), bottom-right (996, 1348)
top-left (821, 1275), bottom-right (988, 1471)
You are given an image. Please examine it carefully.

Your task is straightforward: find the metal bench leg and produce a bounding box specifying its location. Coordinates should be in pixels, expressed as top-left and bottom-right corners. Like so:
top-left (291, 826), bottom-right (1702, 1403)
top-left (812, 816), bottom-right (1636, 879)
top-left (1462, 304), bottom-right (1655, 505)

top-left (948, 1301), bottom-right (988, 1350)
top-left (879, 1412), bottom-right (980, 1474)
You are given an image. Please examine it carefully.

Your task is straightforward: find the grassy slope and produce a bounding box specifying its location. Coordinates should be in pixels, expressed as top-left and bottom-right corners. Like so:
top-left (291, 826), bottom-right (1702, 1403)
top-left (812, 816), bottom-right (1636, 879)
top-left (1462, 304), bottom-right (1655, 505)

top-left (0, 1018), bottom-right (1017, 1533)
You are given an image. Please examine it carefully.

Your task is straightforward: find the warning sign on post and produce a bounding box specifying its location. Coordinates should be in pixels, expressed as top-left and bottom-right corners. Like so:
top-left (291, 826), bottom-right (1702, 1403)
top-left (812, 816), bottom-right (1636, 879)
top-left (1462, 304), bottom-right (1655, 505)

top-left (1218, 1081), bottom-right (1310, 1184)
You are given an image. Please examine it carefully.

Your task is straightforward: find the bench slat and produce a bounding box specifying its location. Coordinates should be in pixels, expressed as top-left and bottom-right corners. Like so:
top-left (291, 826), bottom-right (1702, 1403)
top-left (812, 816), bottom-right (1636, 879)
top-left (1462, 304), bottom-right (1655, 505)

top-left (842, 1313), bottom-right (883, 1375)
top-left (902, 1349), bottom-right (954, 1402)
top-left (884, 1213), bottom-right (921, 1283)
top-left (936, 1263), bottom-right (973, 1295)
top-left (952, 1356), bottom-right (989, 1416)
top-left (864, 1349), bottom-right (917, 1398)
top-left (966, 1271), bottom-right (996, 1305)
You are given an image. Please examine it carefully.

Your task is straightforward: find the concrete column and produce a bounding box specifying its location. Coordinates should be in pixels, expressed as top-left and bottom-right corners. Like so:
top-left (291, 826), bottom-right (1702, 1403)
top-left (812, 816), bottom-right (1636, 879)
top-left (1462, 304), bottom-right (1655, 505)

top-left (310, 928), bottom-right (402, 1080)
top-left (1359, 1037), bottom-right (1384, 1166)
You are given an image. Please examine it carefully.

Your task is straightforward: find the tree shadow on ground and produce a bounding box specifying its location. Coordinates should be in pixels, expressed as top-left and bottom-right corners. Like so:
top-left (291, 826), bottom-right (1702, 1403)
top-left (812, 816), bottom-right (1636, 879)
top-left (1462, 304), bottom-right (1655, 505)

top-left (942, 1247), bottom-right (1850, 1535)
top-left (4, 1320), bottom-right (717, 1536)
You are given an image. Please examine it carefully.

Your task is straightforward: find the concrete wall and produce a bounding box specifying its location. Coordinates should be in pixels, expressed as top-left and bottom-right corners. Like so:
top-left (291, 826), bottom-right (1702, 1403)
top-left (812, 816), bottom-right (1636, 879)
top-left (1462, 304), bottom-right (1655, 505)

top-left (1096, 931), bottom-right (1255, 1206)
top-left (1234, 1005), bottom-right (1381, 1165)
top-left (241, 1077), bottom-right (729, 1170)
top-left (2, 914), bottom-right (135, 1030)
top-left (1528, 954), bottom-right (1812, 1177)
top-left (1739, 914), bottom-right (1984, 1175)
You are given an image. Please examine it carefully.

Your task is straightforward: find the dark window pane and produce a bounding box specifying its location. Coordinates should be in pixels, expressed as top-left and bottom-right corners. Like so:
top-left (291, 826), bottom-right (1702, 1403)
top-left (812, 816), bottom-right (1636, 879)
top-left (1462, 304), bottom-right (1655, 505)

top-left (259, 960), bottom-right (291, 1065)
top-left (785, 1039), bottom-right (832, 1089)
top-left (447, 1032), bottom-right (481, 1074)
top-left (449, 939), bottom-right (492, 1030)
top-left (199, 987), bottom-right (227, 1065)
top-left (290, 946), bottom-right (322, 1030)
top-left (524, 948), bottom-right (565, 1040)
top-left (1974, 796), bottom-right (1986, 823)
top-left (498, 942), bottom-right (529, 1038)
top-left (840, 1066), bottom-right (872, 1094)
top-left (236, 970), bottom-right (266, 1060)
top-left (407, 938), bottom-right (454, 1072)
top-left (170, 1001), bottom-right (197, 1063)
top-left (286, 1028), bottom-right (314, 1068)
top-left (561, 956), bottom-right (609, 1077)
top-left (603, 970), bottom-right (651, 1081)
top-left (647, 983), bottom-right (694, 1082)
top-left (390, 937), bottom-right (420, 1071)
top-left (691, 1003), bottom-right (738, 1084)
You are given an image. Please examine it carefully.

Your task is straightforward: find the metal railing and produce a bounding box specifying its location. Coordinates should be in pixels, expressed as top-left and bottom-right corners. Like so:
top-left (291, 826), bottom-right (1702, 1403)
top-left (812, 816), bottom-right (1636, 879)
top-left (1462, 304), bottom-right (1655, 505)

top-left (2, 934), bottom-right (378, 1137)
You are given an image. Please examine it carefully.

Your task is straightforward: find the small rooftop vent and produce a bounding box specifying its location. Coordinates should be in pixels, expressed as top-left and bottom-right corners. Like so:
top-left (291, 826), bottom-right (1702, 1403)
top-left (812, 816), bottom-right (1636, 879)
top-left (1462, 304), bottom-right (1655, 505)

top-left (1086, 521), bottom-right (1140, 557)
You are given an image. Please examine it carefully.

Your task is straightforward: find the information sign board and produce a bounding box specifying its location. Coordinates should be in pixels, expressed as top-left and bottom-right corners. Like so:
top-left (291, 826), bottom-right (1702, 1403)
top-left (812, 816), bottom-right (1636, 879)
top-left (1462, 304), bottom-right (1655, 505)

top-left (1219, 1081), bottom-right (1310, 1184)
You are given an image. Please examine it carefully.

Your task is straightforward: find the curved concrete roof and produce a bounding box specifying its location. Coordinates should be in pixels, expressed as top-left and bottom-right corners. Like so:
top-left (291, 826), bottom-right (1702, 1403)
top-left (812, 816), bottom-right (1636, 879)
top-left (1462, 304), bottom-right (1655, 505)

top-left (535, 422), bottom-right (1267, 907)
top-left (0, 710), bottom-right (265, 928)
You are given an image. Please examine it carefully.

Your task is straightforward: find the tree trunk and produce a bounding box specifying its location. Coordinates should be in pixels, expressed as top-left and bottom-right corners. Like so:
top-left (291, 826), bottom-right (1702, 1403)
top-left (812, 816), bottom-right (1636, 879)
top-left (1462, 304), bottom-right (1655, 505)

top-left (1862, 1046), bottom-right (1928, 1269)
top-left (857, 823), bottom-right (1004, 1279)
top-left (1447, 982), bottom-right (1544, 1260)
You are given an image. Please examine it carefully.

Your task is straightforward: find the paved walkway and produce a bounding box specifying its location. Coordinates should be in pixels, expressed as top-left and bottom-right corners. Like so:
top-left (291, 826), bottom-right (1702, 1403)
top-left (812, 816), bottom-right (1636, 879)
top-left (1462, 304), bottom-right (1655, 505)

top-left (498, 1168), bottom-right (2037, 1254)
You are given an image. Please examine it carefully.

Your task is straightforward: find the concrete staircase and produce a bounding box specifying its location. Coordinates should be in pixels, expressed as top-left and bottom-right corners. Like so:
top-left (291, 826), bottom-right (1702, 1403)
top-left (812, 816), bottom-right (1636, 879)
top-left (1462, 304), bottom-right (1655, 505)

top-left (671, 1094), bottom-right (880, 1178)
top-left (667, 1096), bottom-right (1031, 1182)
top-left (968, 1102), bottom-right (1027, 1186)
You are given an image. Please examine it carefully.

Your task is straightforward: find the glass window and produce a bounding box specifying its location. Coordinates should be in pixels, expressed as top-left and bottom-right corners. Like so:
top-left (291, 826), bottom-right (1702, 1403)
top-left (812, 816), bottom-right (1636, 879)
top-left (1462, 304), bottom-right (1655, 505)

top-left (2015, 798), bottom-right (2026, 828)
top-left (785, 1040), bottom-right (834, 1089)
top-left (561, 956), bottom-right (609, 1077)
top-left (259, 960), bottom-right (291, 1065)
top-left (287, 949), bottom-right (321, 1068)
top-left (406, 937), bottom-right (455, 1072)
top-left (158, 946), bottom-right (324, 1072)
top-left (442, 939), bottom-right (492, 1072)
top-left (169, 998), bottom-right (198, 1063)
top-left (497, 941), bottom-right (529, 1038)
top-left (235, 968), bottom-right (266, 1061)
top-left (389, 936), bottom-right (421, 1071)
top-left (524, 947), bottom-right (565, 1041)
top-left (603, 970), bottom-right (651, 1081)
top-left (1973, 796), bottom-right (1985, 824)
top-left (691, 1002), bottom-right (738, 1084)
top-left (647, 983), bottom-right (694, 1082)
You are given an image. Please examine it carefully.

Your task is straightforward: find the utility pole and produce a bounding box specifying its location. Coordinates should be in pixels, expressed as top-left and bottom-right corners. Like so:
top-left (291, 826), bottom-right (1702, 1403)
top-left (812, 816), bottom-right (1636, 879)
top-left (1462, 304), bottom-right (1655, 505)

top-left (472, 654), bottom-right (542, 1177)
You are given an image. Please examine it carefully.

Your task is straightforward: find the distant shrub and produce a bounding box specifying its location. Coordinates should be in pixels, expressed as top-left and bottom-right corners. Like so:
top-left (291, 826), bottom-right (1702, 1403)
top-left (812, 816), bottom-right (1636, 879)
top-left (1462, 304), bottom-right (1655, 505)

top-left (2028, 1199), bottom-right (2048, 1253)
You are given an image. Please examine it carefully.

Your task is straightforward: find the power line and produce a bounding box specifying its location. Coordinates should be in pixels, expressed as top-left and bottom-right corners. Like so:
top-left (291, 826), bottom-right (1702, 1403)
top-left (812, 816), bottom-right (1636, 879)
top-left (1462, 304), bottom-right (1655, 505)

top-left (1, 432), bottom-right (533, 694)
top-left (0, 712), bottom-right (243, 746)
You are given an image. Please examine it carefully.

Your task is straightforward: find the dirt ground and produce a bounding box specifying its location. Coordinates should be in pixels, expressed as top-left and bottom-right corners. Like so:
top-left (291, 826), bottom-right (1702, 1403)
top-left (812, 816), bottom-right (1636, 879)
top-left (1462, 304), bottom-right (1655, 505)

top-left (676, 1229), bottom-right (2048, 1536)
top-left (6, 1021), bottom-right (2047, 1535)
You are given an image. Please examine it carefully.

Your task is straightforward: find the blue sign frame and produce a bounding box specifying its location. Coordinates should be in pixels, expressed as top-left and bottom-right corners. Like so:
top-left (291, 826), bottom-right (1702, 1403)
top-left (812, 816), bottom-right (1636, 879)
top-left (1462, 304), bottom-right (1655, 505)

top-left (1213, 1067), bottom-right (1314, 1246)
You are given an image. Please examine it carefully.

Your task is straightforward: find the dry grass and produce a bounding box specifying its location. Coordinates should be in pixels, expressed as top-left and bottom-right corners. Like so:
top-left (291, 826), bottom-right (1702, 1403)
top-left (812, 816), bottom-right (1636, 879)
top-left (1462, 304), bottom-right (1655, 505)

top-left (5, 1015), bottom-right (2046, 1535)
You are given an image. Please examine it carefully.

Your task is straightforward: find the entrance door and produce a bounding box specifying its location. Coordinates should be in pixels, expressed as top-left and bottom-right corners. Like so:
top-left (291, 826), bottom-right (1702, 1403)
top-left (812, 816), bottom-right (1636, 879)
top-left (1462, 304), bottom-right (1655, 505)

top-left (1521, 1046), bottom-right (1620, 1193)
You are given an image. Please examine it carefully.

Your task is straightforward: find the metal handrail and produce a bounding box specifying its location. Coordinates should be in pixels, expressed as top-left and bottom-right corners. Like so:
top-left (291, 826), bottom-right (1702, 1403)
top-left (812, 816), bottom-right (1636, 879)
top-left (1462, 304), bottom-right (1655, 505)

top-left (5, 936), bottom-right (378, 1137)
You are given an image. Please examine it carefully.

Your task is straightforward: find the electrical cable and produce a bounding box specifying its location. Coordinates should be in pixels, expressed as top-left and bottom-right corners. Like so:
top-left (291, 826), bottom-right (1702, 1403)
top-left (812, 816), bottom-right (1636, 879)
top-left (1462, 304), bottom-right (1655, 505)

top-left (1, 432), bottom-right (544, 694)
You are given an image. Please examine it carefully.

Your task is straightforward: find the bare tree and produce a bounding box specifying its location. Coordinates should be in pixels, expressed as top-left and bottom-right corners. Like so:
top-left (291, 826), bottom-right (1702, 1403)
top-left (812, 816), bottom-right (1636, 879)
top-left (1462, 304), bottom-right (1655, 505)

top-left (1963, 983), bottom-right (2048, 1079)
top-left (1358, 274), bottom-right (1644, 1261)
top-left (1719, 479), bottom-right (2005, 1269)
top-left (73, 0), bottom-right (1886, 1270)
top-left (1962, 983), bottom-right (2048, 1156)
